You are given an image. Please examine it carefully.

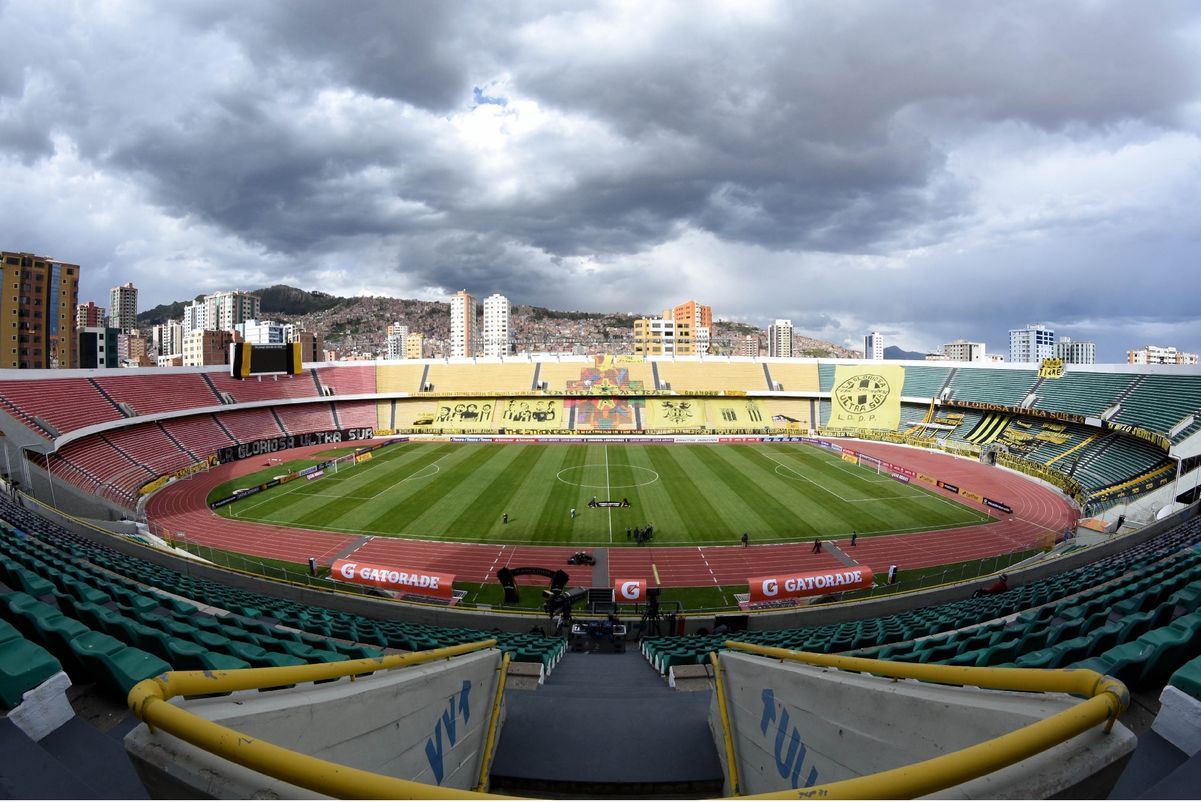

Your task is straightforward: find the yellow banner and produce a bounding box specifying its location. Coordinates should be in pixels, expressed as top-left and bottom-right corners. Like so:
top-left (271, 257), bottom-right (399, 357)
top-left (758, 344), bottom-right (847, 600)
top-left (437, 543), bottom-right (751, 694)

top-left (646, 398), bottom-right (705, 428)
top-left (704, 399), bottom-right (766, 428)
top-left (1039, 357), bottom-right (1065, 379)
top-left (828, 364), bottom-right (904, 431)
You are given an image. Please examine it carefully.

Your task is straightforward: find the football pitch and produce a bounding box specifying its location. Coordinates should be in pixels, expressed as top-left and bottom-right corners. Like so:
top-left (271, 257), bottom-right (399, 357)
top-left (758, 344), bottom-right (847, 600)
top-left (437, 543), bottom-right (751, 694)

top-left (211, 441), bottom-right (993, 547)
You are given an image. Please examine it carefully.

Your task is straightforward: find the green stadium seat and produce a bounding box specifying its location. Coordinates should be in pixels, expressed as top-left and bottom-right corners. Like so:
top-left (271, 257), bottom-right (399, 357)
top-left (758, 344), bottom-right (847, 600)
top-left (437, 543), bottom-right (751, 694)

top-left (0, 638), bottom-right (62, 708)
top-left (1168, 655), bottom-right (1201, 700)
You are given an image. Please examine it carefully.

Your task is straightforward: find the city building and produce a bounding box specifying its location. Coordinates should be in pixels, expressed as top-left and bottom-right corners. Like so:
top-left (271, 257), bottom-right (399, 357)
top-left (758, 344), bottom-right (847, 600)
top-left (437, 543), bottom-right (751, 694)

top-left (291, 330), bottom-right (324, 364)
top-left (1127, 345), bottom-right (1200, 365)
top-left (386, 323), bottom-right (409, 360)
top-left (767, 319), bottom-right (793, 358)
top-left (182, 290), bottom-right (260, 335)
top-left (943, 340), bottom-right (986, 362)
top-left (405, 332), bottom-right (424, 359)
top-left (118, 333), bottom-right (154, 367)
top-left (235, 319), bottom-right (287, 345)
top-left (863, 331), bottom-right (885, 360)
top-left (0, 250), bottom-right (81, 369)
top-left (108, 282), bottom-right (138, 332)
top-left (77, 326), bottom-right (118, 369)
top-left (673, 300), bottom-right (713, 355)
top-left (738, 334), bottom-right (760, 357)
top-left (449, 290), bottom-right (477, 358)
top-left (633, 312), bottom-right (694, 356)
top-left (150, 321), bottom-right (183, 358)
top-left (76, 301), bottom-right (105, 330)
top-left (1055, 336), bottom-right (1096, 365)
top-left (482, 293), bottom-right (511, 358)
top-left (181, 329), bottom-right (236, 367)
top-left (1008, 323), bottom-right (1056, 364)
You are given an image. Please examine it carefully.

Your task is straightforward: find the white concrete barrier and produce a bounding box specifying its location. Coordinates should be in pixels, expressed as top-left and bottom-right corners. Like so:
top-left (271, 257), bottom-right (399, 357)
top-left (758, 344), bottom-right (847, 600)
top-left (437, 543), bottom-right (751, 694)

top-left (125, 649), bottom-right (503, 798)
top-left (712, 651), bottom-right (1134, 798)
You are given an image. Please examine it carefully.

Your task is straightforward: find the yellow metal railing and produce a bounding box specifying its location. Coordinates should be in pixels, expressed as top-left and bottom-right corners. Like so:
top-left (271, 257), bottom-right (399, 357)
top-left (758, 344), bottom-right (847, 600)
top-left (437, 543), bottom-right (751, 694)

top-left (722, 641), bottom-right (1129, 800)
top-left (476, 651), bottom-right (511, 793)
top-left (710, 651), bottom-right (741, 796)
top-left (128, 640), bottom-right (515, 800)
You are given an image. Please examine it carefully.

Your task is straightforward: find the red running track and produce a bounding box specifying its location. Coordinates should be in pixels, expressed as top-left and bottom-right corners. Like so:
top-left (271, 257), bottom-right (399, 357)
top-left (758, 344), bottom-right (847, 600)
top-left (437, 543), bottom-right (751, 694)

top-left (146, 439), bottom-right (1076, 588)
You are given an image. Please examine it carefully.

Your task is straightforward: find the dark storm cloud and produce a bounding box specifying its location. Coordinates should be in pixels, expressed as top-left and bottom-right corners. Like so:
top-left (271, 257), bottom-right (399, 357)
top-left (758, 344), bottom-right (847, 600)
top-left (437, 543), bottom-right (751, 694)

top-left (2, 0), bottom-right (1200, 360)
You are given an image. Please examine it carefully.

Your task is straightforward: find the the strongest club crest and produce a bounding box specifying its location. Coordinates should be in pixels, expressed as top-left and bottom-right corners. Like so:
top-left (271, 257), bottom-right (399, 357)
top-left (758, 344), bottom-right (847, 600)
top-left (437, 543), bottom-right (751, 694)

top-left (834, 374), bottom-right (891, 414)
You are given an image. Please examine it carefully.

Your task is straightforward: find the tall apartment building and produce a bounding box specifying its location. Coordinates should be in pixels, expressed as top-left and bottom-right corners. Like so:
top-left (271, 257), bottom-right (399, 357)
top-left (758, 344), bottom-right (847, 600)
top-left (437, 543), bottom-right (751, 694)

top-left (291, 330), bottom-right (324, 364)
top-left (634, 312), bottom-right (694, 356)
top-left (1055, 337), bottom-right (1096, 365)
top-left (767, 319), bottom-right (793, 358)
top-left (386, 323), bottom-right (409, 359)
top-left (151, 320), bottom-right (184, 357)
top-left (181, 290), bottom-right (259, 335)
top-left (673, 300), bottom-right (712, 356)
top-left (449, 290), bottom-right (477, 358)
top-left (482, 293), bottom-right (511, 358)
top-left (1008, 323), bottom-right (1055, 364)
top-left (863, 331), bottom-right (885, 360)
top-left (108, 282), bottom-right (138, 332)
top-left (1127, 345), bottom-right (1199, 365)
top-left (943, 340), bottom-right (986, 362)
top-left (0, 251), bottom-right (80, 369)
top-left (76, 301), bottom-right (105, 330)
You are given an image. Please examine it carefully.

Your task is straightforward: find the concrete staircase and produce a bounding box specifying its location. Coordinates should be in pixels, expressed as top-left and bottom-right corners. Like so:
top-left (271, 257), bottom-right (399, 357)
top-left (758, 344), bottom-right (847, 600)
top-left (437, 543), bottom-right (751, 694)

top-left (489, 649), bottom-right (723, 797)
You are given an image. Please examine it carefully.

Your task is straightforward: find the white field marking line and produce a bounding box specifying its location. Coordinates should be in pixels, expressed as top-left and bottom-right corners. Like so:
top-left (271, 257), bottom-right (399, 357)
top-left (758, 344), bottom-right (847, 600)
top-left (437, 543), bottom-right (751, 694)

top-left (605, 443), bottom-right (612, 543)
top-left (230, 469), bottom-right (326, 518)
top-left (365, 455), bottom-right (449, 501)
top-left (756, 449), bottom-right (855, 502)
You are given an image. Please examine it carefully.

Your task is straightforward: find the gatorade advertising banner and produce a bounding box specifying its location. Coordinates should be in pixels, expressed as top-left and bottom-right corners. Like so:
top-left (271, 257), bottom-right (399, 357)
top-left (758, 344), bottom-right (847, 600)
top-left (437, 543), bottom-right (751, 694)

top-left (828, 365), bottom-right (904, 431)
top-left (614, 578), bottom-right (647, 603)
top-left (748, 567), bottom-right (875, 603)
top-left (330, 559), bottom-right (454, 599)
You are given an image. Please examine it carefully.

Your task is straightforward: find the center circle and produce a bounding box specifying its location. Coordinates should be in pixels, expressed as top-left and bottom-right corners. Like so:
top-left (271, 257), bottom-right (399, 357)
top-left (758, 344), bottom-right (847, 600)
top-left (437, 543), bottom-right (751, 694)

top-left (555, 464), bottom-right (661, 489)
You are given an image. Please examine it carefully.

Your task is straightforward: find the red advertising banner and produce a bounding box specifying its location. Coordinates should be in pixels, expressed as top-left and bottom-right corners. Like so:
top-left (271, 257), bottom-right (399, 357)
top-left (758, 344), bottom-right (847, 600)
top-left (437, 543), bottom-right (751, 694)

top-left (330, 559), bottom-right (454, 599)
top-left (747, 566), bottom-right (874, 603)
top-left (614, 578), bottom-right (647, 603)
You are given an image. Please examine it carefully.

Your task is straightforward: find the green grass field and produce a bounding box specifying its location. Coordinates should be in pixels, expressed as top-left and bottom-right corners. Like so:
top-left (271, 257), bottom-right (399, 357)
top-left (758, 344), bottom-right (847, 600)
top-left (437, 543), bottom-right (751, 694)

top-left (210, 441), bottom-right (991, 547)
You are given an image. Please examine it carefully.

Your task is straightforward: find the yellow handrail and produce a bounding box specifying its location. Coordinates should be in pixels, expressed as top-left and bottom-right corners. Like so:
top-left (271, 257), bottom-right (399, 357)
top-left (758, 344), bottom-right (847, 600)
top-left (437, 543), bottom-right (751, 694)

top-left (710, 651), bottom-right (741, 796)
top-left (722, 642), bottom-right (1128, 800)
top-left (475, 651), bottom-right (512, 792)
top-left (128, 640), bottom-right (517, 800)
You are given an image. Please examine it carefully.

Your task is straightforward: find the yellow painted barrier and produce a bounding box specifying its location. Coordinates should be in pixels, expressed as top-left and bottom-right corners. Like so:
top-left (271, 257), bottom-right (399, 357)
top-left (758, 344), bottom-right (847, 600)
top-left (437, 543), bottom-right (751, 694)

top-left (476, 652), bottom-right (512, 792)
top-left (128, 641), bottom-right (516, 800)
top-left (710, 651), bottom-right (741, 796)
top-left (721, 641), bottom-right (1128, 800)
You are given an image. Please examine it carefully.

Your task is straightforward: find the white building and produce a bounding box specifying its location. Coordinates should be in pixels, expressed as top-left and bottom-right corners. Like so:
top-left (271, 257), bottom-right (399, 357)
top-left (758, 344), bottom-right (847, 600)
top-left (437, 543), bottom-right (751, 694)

top-left (235, 319), bottom-right (286, 345)
top-left (151, 320), bottom-right (184, 357)
top-left (1055, 337), bottom-right (1096, 365)
top-left (386, 323), bottom-right (409, 360)
top-left (863, 331), bottom-right (885, 361)
top-left (449, 290), bottom-right (477, 358)
top-left (738, 334), bottom-right (760, 357)
top-left (482, 293), bottom-right (511, 358)
top-left (943, 340), bottom-right (986, 362)
top-left (1008, 323), bottom-right (1056, 364)
top-left (1128, 345), bottom-right (1200, 365)
top-left (182, 301), bottom-right (207, 335)
top-left (108, 282), bottom-right (138, 333)
top-left (768, 319), bottom-right (793, 358)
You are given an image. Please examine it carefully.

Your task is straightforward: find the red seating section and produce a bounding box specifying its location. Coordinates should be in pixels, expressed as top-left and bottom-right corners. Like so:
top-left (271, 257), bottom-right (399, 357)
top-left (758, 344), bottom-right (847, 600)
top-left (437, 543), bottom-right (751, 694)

top-left (335, 400), bottom-right (377, 429)
top-left (314, 365), bottom-right (376, 396)
top-left (217, 408), bottom-right (286, 442)
top-left (207, 371), bottom-right (320, 404)
top-left (275, 404), bottom-right (335, 434)
top-left (0, 378), bottom-right (121, 435)
top-left (95, 374), bottom-right (220, 416)
top-left (161, 415), bottom-right (234, 457)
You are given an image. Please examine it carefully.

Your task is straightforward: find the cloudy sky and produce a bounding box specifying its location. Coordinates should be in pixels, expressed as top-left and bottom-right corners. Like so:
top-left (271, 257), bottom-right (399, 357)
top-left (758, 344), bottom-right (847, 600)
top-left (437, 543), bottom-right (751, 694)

top-left (3, 1), bottom-right (1200, 360)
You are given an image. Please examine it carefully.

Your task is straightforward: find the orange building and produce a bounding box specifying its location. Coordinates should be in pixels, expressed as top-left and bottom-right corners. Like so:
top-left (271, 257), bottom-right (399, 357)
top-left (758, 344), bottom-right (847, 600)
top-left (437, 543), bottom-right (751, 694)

top-left (0, 251), bottom-right (80, 369)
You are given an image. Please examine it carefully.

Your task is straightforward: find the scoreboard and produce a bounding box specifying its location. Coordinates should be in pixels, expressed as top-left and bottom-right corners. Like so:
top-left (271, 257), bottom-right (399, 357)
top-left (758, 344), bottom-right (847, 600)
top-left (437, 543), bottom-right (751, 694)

top-left (230, 342), bottom-right (303, 378)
